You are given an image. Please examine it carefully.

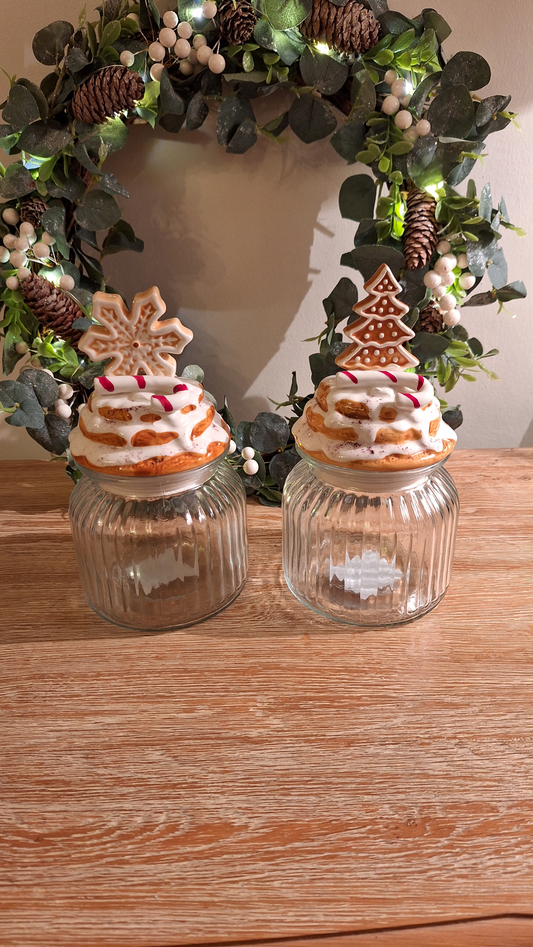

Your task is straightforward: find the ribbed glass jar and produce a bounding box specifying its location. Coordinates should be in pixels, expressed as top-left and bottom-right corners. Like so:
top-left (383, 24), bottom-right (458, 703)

top-left (283, 453), bottom-right (459, 626)
top-left (69, 456), bottom-right (247, 631)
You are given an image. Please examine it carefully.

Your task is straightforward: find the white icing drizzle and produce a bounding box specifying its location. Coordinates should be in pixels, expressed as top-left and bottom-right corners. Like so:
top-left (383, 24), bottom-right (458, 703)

top-left (293, 370), bottom-right (457, 465)
top-left (69, 376), bottom-right (229, 470)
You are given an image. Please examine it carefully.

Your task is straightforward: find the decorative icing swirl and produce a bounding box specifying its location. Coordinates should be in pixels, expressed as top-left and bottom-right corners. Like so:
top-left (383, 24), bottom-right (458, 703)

top-left (293, 370), bottom-right (456, 471)
top-left (69, 375), bottom-right (230, 476)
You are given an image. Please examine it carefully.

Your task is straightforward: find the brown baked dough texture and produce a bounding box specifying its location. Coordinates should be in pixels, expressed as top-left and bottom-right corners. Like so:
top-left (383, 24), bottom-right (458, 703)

top-left (297, 439), bottom-right (455, 471)
top-left (71, 440), bottom-right (227, 477)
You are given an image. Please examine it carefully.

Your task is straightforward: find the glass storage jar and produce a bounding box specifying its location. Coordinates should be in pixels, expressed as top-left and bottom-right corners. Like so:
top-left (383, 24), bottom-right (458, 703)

top-left (69, 455), bottom-right (247, 631)
top-left (283, 452), bottom-right (459, 626)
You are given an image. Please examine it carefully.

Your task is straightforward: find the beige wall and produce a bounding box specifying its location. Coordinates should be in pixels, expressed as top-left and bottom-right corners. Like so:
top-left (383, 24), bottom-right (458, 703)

top-left (1, 0), bottom-right (531, 460)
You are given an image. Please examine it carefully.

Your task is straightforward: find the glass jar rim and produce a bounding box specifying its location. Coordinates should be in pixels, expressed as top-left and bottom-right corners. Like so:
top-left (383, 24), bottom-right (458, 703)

top-left (295, 445), bottom-right (451, 493)
top-left (73, 447), bottom-right (229, 498)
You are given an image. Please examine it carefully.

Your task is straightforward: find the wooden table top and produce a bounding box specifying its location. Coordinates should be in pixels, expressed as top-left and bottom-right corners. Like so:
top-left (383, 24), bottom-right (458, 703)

top-left (1, 450), bottom-right (533, 947)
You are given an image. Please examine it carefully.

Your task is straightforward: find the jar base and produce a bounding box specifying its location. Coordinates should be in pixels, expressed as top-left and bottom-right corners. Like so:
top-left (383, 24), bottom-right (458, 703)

top-left (285, 577), bottom-right (448, 627)
top-left (84, 579), bottom-right (247, 633)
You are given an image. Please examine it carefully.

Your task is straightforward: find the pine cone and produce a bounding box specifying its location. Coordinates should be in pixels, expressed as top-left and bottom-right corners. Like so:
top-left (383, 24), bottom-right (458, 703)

top-left (20, 198), bottom-right (49, 229)
top-left (218, 0), bottom-right (257, 44)
top-left (417, 302), bottom-right (443, 334)
top-left (71, 66), bottom-right (145, 125)
top-left (300, 0), bottom-right (380, 55)
top-left (403, 182), bottom-right (439, 271)
top-left (20, 274), bottom-right (84, 347)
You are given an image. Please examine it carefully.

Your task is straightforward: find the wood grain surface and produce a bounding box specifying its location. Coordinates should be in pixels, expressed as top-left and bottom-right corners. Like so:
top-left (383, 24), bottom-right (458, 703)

top-left (1, 450), bottom-right (533, 947)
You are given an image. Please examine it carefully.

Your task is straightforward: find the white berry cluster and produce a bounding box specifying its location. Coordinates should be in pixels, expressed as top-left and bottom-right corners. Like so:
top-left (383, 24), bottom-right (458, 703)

top-left (241, 445), bottom-right (259, 476)
top-left (423, 240), bottom-right (477, 327)
top-left (382, 70), bottom-right (432, 143)
top-left (1, 207), bottom-right (75, 294)
top-left (120, 5), bottom-right (225, 79)
top-left (54, 383), bottom-right (75, 420)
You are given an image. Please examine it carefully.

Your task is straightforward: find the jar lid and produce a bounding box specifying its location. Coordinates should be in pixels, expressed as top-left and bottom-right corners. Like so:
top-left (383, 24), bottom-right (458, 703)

top-left (75, 449), bottom-right (228, 498)
top-left (296, 446), bottom-right (448, 493)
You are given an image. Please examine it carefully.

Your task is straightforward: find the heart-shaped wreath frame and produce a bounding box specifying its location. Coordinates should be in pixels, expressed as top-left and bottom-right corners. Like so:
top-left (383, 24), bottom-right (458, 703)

top-left (0, 0), bottom-right (526, 504)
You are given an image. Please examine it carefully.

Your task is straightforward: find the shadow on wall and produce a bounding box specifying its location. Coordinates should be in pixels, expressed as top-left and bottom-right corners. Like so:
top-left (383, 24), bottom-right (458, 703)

top-left (104, 108), bottom-right (351, 420)
top-left (520, 418), bottom-right (533, 447)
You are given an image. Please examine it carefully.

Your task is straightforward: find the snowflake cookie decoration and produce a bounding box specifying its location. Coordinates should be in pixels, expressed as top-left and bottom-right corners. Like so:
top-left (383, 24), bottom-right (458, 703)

top-left (79, 286), bottom-right (193, 376)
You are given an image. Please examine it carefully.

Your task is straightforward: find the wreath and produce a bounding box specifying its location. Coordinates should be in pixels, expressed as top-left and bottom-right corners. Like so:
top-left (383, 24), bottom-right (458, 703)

top-left (0, 0), bottom-right (526, 504)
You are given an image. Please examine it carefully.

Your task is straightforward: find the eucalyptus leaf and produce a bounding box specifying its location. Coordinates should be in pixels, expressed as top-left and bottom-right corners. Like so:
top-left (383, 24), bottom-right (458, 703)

top-left (182, 364), bottom-right (205, 383)
top-left (27, 413), bottom-right (71, 454)
top-left (159, 113), bottom-right (186, 134)
top-left (344, 244), bottom-right (404, 281)
top-left (235, 420), bottom-right (253, 451)
top-left (2, 84), bottom-right (41, 130)
top-left (17, 368), bottom-right (59, 408)
top-left (466, 236), bottom-right (498, 278)
top-left (479, 182), bottom-right (492, 222)
top-left (0, 165), bottom-right (35, 200)
top-left (269, 449), bottom-right (299, 487)
top-left (378, 11), bottom-right (414, 34)
top-left (186, 92), bottom-right (209, 132)
top-left (441, 51), bottom-right (491, 92)
top-left (350, 69), bottom-right (376, 119)
top-left (265, 0), bottom-right (312, 30)
top-left (339, 174), bottom-right (376, 222)
top-left (410, 331), bottom-right (449, 362)
top-left (66, 47), bottom-right (90, 75)
top-left (47, 166), bottom-right (86, 202)
top-left (41, 206), bottom-right (70, 259)
top-left (476, 94), bottom-right (511, 129)
top-left (102, 219), bottom-right (144, 255)
top-left (409, 72), bottom-right (441, 118)
top-left (250, 411), bottom-right (290, 452)
top-left (100, 172), bottom-right (130, 198)
top-left (226, 118), bottom-right (257, 154)
top-left (299, 47), bottom-right (349, 95)
top-left (253, 21), bottom-right (305, 65)
top-left (74, 188), bottom-right (122, 231)
top-left (2, 332), bottom-right (24, 376)
top-left (32, 21), bottom-right (74, 66)
top-left (461, 290), bottom-right (497, 307)
top-left (288, 95), bottom-right (336, 143)
top-left (407, 134), bottom-right (438, 179)
top-left (17, 120), bottom-right (71, 158)
top-left (72, 317), bottom-right (93, 332)
top-left (323, 277), bottom-right (358, 322)
top-left (0, 380), bottom-right (44, 428)
top-left (159, 68), bottom-right (185, 116)
top-left (428, 85), bottom-right (475, 139)
top-left (422, 10), bottom-right (451, 43)
top-left (330, 119), bottom-right (366, 164)
top-left (442, 407), bottom-right (463, 430)
top-left (216, 95), bottom-right (255, 146)
top-left (495, 281), bottom-right (527, 303)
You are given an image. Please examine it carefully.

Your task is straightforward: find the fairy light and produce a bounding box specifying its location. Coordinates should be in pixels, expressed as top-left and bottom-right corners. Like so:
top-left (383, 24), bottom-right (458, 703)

top-left (425, 182), bottom-right (445, 201)
top-left (316, 42), bottom-right (330, 54)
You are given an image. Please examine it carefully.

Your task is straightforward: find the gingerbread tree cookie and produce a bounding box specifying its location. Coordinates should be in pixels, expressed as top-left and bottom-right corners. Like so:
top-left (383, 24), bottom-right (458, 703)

top-left (79, 286), bottom-right (193, 376)
top-left (335, 263), bottom-right (419, 371)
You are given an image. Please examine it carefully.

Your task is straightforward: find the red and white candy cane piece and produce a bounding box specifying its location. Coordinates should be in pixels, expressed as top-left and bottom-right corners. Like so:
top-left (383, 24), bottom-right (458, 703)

top-left (337, 369), bottom-right (433, 408)
top-left (95, 375), bottom-right (187, 395)
top-left (151, 384), bottom-right (190, 414)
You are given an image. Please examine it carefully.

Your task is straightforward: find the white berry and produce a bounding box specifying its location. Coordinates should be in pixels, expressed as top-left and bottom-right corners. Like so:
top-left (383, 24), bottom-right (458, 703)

top-left (202, 1), bottom-right (217, 17)
top-left (2, 207), bottom-right (19, 225)
top-left (19, 221), bottom-right (35, 237)
top-left (442, 309), bottom-right (461, 327)
top-left (33, 241), bottom-right (50, 259)
top-left (403, 127), bottom-right (419, 142)
top-left (6, 276), bottom-right (19, 290)
top-left (10, 250), bottom-right (27, 268)
top-left (208, 53), bottom-right (225, 73)
top-left (41, 232), bottom-right (56, 246)
top-left (15, 341), bottom-right (29, 354)
top-left (438, 294), bottom-right (457, 312)
top-left (400, 94), bottom-right (412, 108)
top-left (188, 48), bottom-right (198, 64)
top-left (457, 253), bottom-right (468, 269)
top-left (3, 234), bottom-right (16, 249)
top-left (58, 383), bottom-right (74, 400)
top-left (416, 119), bottom-right (431, 136)
top-left (177, 21), bottom-right (193, 38)
top-left (458, 273), bottom-right (476, 290)
top-left (382, 95), bottom-right (400, 116)
top-left (148, 41), bottom-right (166, 62)
top-left (196, 44), bottom-right (213, 64)
top-left (54, 399), bottom-right (72, 419)
top-left (159, 27), bottom-right (177, 47)
top-left (163, 10), bottom-right (179, 27)
top-left (179, 60), bottom-right (194, 75)
top-left (229, 439), bottom-right (236, 454)
top-left (17, 266), bottom-right (31, 280)
top-left (15, 236), bottom-right (29, 251)
top-left (391, 78), bottom-right (410, 98)
top-left (384, 69), bottom-right (397, 86)
top-left (437, 240), bottom-right (451, 255)
top-left (0, 247), bottom-right (10, 263)
top-left (394, 110), bottom-right (413, 130)
top-left (440, 272), bottom-right (456, 287)
top-left (243, 458), bottom-right (259, 475)
top-left (150, 63), bottom-right (165, 81)
top-left (120, 50), bottom-right (135, 67)
top-left (242, 446), bottom-right (255, 460)
top-left (59, 274), bottom-right (75, 292)
top-left (423, 270), bottom-right (442, 290)
top-left (433, 285), bottom-right (446, 299)
top-left (126, 13), bottom-right (140, 25)
top-left (441, 253), bottom-right (458, 270)
top-left (434, 256), bottom-right (453, 276)
top-left (174, 38), bottom-right (191, 58)
top-left (193, 34), bottom-right (207, 48)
